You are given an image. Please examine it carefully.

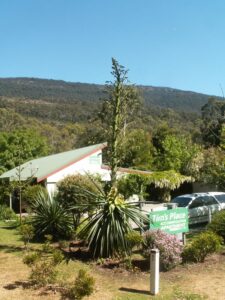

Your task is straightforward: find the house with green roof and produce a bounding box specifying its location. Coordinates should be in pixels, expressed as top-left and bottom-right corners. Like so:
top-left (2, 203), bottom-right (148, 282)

top-left (0, 142), bottom-right (156, 212)
top-left (0, 143), bottom-right (109, 196)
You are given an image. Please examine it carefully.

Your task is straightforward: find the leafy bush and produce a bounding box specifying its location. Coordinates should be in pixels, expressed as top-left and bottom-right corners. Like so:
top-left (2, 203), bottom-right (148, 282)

top-left (125, 230), bottom-right (144, 255)
top-left (0, 205), bottom-right (16, 220)
top-left (23, 252), bottom-right (39, 266)
top-left (57, 174), bottom-right (103, 228)
top-left (143, 229), bottom-right (183, 271)
top-left (208, 210), bottom-right (225, 241)
top-left (68, 269), bottom-right (95, 300)
top-left (182, 231), bottom-right (222, 263)
top-left (117, 174), bottom-right (149, 199)
top-left (31, 190), bottom-right (73, 239)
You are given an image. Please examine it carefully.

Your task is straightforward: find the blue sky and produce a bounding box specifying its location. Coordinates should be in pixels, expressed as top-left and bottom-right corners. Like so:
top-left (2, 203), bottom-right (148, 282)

top-left (0, 0), bottom-right (225, 96)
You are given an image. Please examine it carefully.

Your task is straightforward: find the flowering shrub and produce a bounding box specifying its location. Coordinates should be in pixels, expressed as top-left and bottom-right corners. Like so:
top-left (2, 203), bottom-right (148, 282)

top-left (143, 229), bottom-right (183, 271)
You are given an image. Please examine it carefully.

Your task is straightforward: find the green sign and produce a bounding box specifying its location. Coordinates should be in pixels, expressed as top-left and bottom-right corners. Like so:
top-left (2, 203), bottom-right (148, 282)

top-left (149, 208), bottom-right (189, 234)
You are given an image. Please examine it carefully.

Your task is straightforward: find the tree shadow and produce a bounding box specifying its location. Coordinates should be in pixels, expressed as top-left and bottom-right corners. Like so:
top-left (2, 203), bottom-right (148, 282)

top-left (132, 258), bottom-right (149, 272)
top-left (0, 244), bottom-right (24, 253)
top-left (119, 287), bottom-right (150, 295)
top-left (3, 280), bottom-right (71, 300)
top-left (4, 280), bottom-right (32, 290)
top-left (61, 240), bottom-right (93, 263)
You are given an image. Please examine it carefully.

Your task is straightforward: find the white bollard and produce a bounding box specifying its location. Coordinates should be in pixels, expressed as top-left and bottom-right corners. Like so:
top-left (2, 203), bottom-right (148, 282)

top-left (208, 208), bottom-right (212, 223)
top-left (150, 248), bottom-right (160, 295)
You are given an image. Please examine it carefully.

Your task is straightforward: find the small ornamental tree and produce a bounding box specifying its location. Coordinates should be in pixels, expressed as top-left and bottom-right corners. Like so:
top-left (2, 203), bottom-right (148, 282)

top-left (23, 236), bottom-right (64, 286)
top-left (19, 223), bottom-right (34, 249)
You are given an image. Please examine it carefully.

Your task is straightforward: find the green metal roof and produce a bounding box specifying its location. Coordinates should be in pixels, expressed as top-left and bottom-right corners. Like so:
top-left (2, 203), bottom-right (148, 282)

top-left (0, 143), bottom-right (106, 182)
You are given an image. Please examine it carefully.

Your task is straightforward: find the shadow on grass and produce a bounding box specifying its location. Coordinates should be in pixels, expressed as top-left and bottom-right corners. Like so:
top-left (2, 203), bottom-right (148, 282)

top-left (3, 280), bottom-right (71, 300)
top-left (0, 244), bottom-right (24, 253)
top-left (132, 258), bottom-right (149, 272)
top-left (61, 240), bottom-right (93, 263)
top-left (119, 287), bottom-right (150, 295)
top-left (4, 280), bottom-right (32, 290)
top-left (0, 221), bottom-right (20, 229)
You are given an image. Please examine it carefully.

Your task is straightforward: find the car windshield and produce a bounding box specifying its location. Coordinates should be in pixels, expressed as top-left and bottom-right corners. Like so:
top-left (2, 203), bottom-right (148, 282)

top-left (171, 197), bottom-right (192, 207)
top-left (214, 194), bottom-right (225, 203)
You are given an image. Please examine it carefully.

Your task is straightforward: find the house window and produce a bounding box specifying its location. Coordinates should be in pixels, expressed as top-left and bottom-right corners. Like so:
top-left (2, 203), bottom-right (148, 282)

top-left (89, 153), bottom-right (101, 165)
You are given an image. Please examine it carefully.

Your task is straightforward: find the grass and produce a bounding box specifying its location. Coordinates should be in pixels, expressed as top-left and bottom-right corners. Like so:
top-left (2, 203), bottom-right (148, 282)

top-left (0, 220), bottom-right (40, 255)
top-left (0, 221), bottom-right (222, 300)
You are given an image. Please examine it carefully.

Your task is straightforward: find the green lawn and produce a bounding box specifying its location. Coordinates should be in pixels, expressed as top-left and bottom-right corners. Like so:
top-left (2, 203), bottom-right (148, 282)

top-left (0, 220), bottom-right (41, 255)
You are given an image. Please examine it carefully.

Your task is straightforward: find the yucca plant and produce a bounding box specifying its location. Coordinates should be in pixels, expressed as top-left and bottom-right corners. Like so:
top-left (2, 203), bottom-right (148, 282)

top-left (31, 190), bottom-right (73, 239)
top-left (77, 187), bottom-right (148, 258)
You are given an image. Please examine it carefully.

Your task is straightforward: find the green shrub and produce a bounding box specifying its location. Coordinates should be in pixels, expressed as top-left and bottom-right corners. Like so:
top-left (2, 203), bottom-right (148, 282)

top-left (52, 249), bottom-right (64, 265)
top-left (182, 231), bottom-right (222, 263)
top-left (125, 230), bottom-right (143, 255)
top-left (208, 210), bottom-right (225, 241)
top-left (23, 252), bottom-right (39, 266)
top-left (68, 269), bottom-right (95, 300)
top-left (0, 205), bottom-right (16, 220)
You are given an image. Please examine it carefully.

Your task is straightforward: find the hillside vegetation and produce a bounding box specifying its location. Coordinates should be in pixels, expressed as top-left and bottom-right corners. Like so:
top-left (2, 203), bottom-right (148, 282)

top-left (0, 78), bottom-right (219, 121)
top-left (0, 76), bottom-right (223, 191)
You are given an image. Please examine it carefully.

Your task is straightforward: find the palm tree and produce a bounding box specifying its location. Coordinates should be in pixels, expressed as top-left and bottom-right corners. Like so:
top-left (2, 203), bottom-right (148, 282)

top-left (31, 190), bottom-right (73, 239)
top-left (77, 187), bottom-right (148, 258)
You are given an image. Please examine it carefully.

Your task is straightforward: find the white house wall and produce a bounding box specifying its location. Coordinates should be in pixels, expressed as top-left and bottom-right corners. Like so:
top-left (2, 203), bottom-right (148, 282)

top-left (46, 150), bottom-right (110, 195)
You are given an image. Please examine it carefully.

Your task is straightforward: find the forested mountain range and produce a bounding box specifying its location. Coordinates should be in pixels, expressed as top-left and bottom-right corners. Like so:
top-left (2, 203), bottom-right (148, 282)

top-left (0, 77), bottom-right (224, 182)
top-left (0, 77), bottom-right (220, 123)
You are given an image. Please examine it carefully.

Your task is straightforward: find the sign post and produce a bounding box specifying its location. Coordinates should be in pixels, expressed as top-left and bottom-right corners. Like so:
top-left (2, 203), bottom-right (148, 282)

top-left (150, 248), bottom-right (160, 295)
top-left (148, 207), bottom-right (189, 295)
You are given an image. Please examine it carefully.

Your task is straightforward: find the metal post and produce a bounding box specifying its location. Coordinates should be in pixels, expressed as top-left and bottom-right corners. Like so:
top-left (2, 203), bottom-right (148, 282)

top-left (9, 193), bottom-right (12, 210)
top-left (208, 208), bottom-right (212, 223)
top-left (150, 248), bottom-right (160, 295)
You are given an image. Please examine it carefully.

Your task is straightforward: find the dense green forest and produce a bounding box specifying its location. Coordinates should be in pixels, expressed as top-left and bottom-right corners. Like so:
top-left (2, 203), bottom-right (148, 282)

top-left (0, 76), bottom-right (224, 193)
top-left (0, 77), bottom-right (209, 151)
top-left (0, 77), bottom-right (217, 140)
top-left (0, 78), bottom-right (219, 122)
